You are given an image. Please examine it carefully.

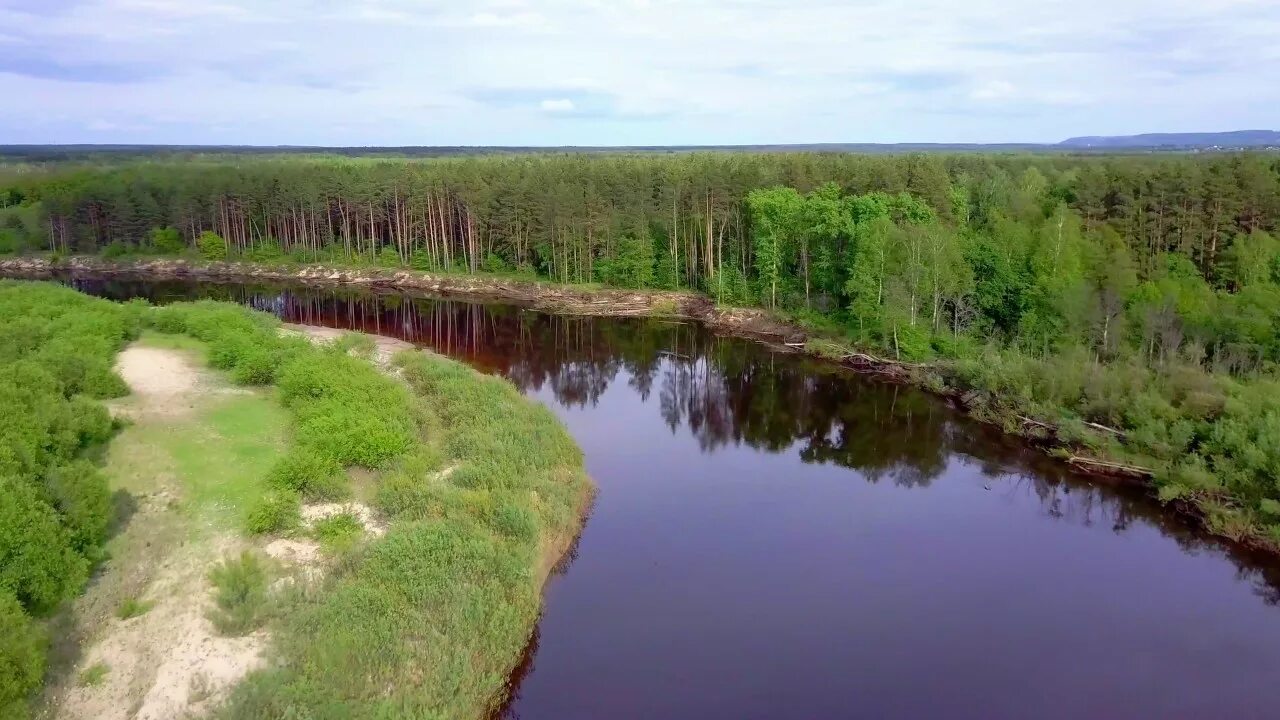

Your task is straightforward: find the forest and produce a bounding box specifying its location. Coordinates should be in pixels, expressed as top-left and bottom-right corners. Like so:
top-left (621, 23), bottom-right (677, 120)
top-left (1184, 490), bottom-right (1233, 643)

top-left (1, 150), bottom-right (1279, 544)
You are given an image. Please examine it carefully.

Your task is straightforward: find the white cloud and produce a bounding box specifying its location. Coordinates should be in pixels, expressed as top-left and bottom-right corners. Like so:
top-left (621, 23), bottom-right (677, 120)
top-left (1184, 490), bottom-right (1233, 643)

top-left (0, 0), bottom-right (1276, 144)
top-left (539, 98), bottom-right (576, 113)
top-left (970, 80), bottom-right (1016, 101)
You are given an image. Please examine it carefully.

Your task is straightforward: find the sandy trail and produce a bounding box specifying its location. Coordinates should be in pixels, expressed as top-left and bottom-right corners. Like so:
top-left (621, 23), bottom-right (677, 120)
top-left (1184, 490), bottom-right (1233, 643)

top-left (283, 323), bottom-right (414, 366)
top-left (55, 345), bottom-right (266, 720)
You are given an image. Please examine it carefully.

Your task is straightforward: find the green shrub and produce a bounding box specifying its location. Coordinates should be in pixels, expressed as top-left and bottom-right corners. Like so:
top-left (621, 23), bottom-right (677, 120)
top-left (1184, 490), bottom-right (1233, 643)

top-left (331, 332), bottom-right (376, 359)
top-left (0, 592), bottom-right (45, 715)
top-left (0, 229), bottom-right (17, 256)
top-left (116, 596), bottom-right (153, 620)
top-left (313, 513), bottom-right (363, 553)
top-left (0, 477), bottom-right (88, 614)
top-left (375, 246), bottom-right (402, 268)
top-left (244, 243), bottom-right (285, 264)
top-left (42, 461), bottom-right (112, 559)
top-left (78, 662), bottom-right (109, 687)
top-left (230, 347), bottom-right (277, 385)
top-left (148, 227), bottom-right (185, 254)
top-left (208, 552), bottom-right (270, 636)
top-left (197, 231), bottom-right (227, 261)
top-left (265, 453), bottom-right (347, 501)
top-left (101, 240), bottom-right (130, 259)
top-left (492, 496), bottom-right (537, 543)
top-left (244, 490), bottom-right (300, 535)
top-left (277, 353), bottom-right (415, 468)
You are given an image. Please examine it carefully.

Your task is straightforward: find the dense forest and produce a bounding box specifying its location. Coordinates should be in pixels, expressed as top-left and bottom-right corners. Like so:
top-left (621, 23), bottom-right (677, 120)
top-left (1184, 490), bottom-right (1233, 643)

top-left (2, 151), bottom-right (1280, 543)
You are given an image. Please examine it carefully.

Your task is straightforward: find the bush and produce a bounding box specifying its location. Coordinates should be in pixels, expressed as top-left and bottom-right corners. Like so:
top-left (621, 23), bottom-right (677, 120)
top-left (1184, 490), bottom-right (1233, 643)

top-left (230, 347), bottom-right (277, 385)
top-left (0, 229), bottom-right (18, 256)
top-left (330, 332), bottom-right (376, 359)
top-left (313, 513), bottom-right (363, 553)
top-left (208, 552), bottom-right (270, 636)
top-left (245, 243), bottom-right (285, 264)
top-left (276, 353), bottom-right (415, 468)
top-left (42, 461), bottom-right (112, 559)
top-left (492, 496), bottom-right (537, 543)
top-left (116, 596), bottom-right (153, 620)
top-left (78, 662), bottom-right (109, 687)
top-left (0, 592), bottom-right (45, 715)
top-left (101, 240), bottom-right (130, 259)
top-left (265, 452), bottom-right (347, 501)
top-left (148, 227), bottom-right (185, 254)
top-left (197, 231), bottom-right (227, 261)
top-left (0, 477), bottom-right (88, 614)
top-left (294, 405), bottom-right (413, 467)
top-left (244, 490), bottom-right (300, 535)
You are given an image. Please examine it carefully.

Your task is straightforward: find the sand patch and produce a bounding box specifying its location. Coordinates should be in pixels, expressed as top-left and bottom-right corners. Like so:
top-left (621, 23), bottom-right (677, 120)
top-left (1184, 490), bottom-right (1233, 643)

top-left (51, 343), bottom-right (271, 720)
top-left (302, 501), bottom-right (387, 537)
top-left (57, 539), bottom-right (266, 720)
top-left (109, 346), bottom-right (202, 420)
top-left (282, 324), bottom-right (414, 366)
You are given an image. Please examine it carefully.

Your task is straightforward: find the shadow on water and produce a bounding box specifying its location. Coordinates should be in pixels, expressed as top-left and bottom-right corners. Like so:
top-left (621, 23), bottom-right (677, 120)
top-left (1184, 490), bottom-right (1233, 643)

top-left (64, 274), bottom-right (1280, 719)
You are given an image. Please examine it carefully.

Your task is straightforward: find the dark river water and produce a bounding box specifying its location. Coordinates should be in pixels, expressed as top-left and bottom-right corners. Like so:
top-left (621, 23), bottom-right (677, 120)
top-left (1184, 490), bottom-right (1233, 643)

top-left (63, 276), bottom-right (1280, 719)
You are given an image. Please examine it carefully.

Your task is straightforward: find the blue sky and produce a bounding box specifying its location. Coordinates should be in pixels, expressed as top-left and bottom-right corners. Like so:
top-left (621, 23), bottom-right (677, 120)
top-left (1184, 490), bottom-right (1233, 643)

top-left (1, 0), bottom-right (1277, 146)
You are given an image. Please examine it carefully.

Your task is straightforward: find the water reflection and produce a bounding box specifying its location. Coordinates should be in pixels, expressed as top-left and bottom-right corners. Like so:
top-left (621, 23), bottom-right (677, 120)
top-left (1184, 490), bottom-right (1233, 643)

top-left (62, 274), bottom-right (1280, 718)
top-left (67, 275), bottom-right (1280, 599)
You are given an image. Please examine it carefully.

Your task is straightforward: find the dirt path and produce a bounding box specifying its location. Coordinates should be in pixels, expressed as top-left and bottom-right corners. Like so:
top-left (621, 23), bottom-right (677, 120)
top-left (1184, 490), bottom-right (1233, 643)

top-left (283, 323), bottom-right (414, 366)
top-left (49, 345), bottom-right (267, 720)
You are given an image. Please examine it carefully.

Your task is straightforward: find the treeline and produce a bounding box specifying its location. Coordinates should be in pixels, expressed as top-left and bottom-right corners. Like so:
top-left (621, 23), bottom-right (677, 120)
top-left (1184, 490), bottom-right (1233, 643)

top-left (0, 153), bottom-right (1274, 285)
top-left (0, 282), bottom-right (137, 716)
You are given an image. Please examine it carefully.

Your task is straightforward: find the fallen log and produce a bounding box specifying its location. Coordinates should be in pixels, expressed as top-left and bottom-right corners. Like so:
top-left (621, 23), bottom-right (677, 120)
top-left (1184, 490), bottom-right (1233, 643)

top-left (1067, 456), bottom-right (1153, 477)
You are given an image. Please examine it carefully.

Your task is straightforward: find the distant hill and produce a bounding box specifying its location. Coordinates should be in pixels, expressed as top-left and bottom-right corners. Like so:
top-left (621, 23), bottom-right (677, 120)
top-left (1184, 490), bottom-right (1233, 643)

top-left (1059, 130), bottom-right (1280, 149)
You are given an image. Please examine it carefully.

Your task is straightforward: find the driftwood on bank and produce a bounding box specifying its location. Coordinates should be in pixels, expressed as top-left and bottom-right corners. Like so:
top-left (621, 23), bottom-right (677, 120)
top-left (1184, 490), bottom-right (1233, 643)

top-left (1066, 456), bottom-right (1154, 478)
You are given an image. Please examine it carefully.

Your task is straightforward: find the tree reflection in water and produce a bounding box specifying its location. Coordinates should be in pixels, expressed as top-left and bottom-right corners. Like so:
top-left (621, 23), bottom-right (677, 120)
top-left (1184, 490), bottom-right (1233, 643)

top-left (66, 275), bottom-right (1280, 604)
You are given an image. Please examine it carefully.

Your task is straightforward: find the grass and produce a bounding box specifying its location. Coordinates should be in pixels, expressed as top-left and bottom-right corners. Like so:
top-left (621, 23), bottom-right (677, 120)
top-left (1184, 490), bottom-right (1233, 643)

top-left (115, 597), bottom-right (153, 620)
top-left (207, 551), bottom-right (272, 637)
top-left (210, 328), bottom-right (589, 719)
top-left (0, 289), bottom-right (589, 720)
top-left (312, 513), bottom-right (363, 553)
top-left (77, 663), bottom-right (109, 688)
top-left (105, 386), bottom-right (290, 533)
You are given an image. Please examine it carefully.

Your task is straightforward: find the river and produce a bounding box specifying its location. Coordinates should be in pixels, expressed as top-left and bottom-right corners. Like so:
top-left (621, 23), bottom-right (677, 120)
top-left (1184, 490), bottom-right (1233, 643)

top-left (64, 276), bottom-right (1280, 719)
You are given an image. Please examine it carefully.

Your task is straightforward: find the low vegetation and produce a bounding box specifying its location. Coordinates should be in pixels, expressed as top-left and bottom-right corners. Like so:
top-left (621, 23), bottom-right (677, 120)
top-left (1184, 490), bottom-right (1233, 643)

top-left (216, 330), bottom-right (590, 719)
top-left (76, 663), bottom-right (109, 688)
top-left (114, 597), bottom-right (152, 621)
top-left (207, 552), bottom-right (271, 637)
top-left (0, 281), bottom-right (138, 715)
top-left (0, 281), bottom-right (590, 718)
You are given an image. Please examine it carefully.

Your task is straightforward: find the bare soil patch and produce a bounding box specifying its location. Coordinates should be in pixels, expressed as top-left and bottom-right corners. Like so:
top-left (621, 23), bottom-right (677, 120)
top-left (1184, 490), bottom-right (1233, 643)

top-left (48, 345), bottom-right (270, 720)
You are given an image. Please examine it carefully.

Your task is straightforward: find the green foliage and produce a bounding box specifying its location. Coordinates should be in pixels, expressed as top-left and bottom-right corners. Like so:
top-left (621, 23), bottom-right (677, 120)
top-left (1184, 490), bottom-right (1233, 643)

top-left (197, 230), bottom-right (227, 261)
top-left (148, 226), bottom-right (185, 254)
top-left (220, 349), bottom-right (588, 719)
top-left (0, 282), bottom-right (134, 701)
top-left (0, 476), bottom-right (87, 614)
top-left (0, 592), bottom-right (45, 716)
top-left (265, 452), bottom-right (347, 501)
top-left (116, 596), bottom-right (153, 620)
top-left (42, 461), bottom-right (112, 559)
top-left (276, 351), bottom-right (415, 467)
top-left (244, 490), bottom-right (301, 535)
top-left (331, 331), bottom-right (376, 359)
top-left (101, 240), bottom-right (131, 259)
top-left (312, 513), bottom-right (363, 553)
top-left (596, 232), bottom-right (656, 288)
top-left (78, 662), bottom-right (109, 687)
top-left (208, 552), bottom-right (271, 636)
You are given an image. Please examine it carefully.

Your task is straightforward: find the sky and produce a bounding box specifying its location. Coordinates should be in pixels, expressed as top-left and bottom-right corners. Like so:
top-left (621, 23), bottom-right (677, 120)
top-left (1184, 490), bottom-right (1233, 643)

top-left (1, 0), bottom-right (1277, 146)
